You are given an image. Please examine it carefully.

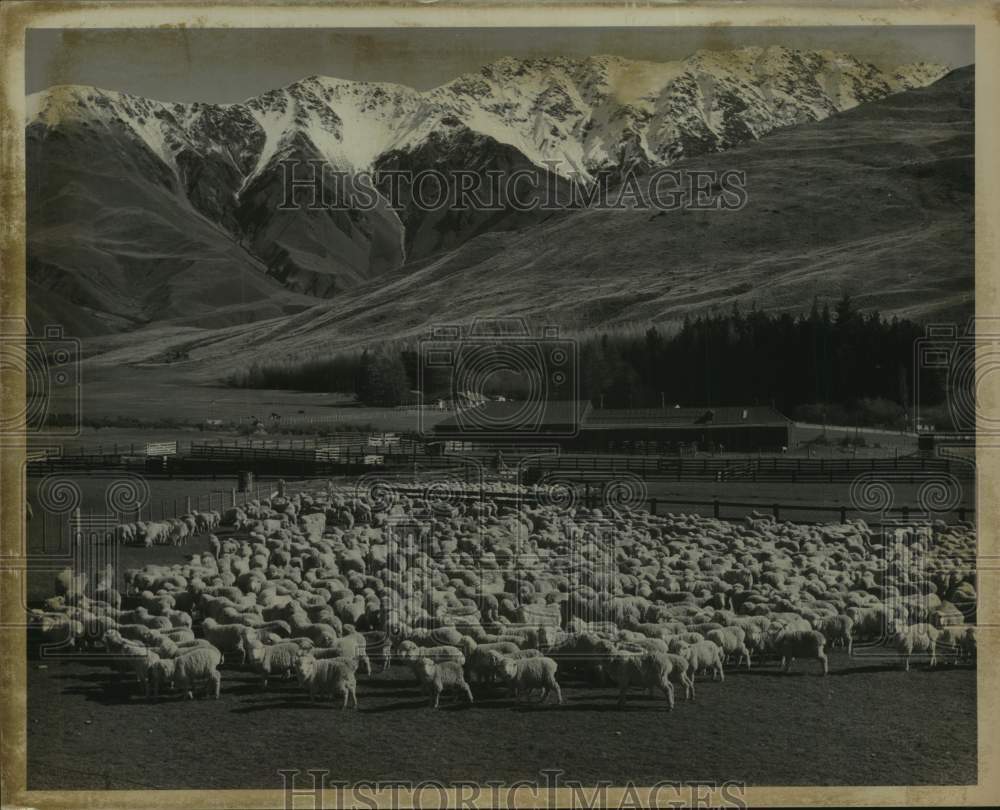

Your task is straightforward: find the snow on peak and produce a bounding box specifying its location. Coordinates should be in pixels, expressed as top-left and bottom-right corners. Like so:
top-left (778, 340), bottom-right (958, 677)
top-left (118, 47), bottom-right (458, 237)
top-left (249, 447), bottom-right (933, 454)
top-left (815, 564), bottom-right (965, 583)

top-left (27, 47), bottom-right (952, 185)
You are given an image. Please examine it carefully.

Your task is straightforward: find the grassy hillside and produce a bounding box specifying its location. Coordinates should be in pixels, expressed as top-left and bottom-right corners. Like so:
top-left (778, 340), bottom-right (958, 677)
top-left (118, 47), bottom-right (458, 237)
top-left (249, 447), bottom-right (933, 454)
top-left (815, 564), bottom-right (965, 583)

top-left (62, 67), bottom-right (973, 399)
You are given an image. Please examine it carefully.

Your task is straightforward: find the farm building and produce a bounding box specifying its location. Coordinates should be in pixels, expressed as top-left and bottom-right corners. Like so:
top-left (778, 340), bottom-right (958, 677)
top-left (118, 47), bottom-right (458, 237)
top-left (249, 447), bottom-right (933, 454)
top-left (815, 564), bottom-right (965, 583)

top-left (433, 402), bottom-right (792, 452)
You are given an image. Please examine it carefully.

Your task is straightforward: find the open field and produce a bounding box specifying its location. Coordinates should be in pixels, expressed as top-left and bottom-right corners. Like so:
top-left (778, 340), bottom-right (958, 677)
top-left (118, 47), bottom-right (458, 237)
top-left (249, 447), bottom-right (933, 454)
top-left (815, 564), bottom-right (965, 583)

top-left (43, 360), bottom-right (924, 455)
top-left (25, 647), bottom-right (976, 789)
top-left (45, 364), bottom-right (450, 433)
top-left (21, 471), bottom-right (979, 790)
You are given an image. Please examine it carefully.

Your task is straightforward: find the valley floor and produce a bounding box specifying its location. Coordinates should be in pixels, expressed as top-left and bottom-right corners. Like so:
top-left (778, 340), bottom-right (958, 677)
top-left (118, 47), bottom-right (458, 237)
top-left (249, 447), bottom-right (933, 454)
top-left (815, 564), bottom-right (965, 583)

top-left (25, 647), bottom-right (976, 789)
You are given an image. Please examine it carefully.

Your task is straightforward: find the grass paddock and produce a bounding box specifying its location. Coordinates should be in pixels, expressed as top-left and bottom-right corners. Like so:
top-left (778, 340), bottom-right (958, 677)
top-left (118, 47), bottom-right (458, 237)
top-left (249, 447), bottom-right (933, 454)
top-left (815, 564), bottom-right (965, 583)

top-left (26, 648), bottom-right (975, 790)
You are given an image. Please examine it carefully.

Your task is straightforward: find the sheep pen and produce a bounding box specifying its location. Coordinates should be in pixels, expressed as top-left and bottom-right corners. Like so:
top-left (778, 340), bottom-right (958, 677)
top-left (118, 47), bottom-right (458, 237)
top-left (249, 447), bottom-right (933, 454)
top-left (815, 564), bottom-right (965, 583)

top-left (25, 481), bottom-right (977, 789)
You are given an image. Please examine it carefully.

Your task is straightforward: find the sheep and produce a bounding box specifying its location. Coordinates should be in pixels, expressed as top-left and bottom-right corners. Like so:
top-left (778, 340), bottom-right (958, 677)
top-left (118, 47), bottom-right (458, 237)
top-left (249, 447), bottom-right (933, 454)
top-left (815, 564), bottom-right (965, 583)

top-left (818, 614), bottom-right (855, 656)
top-left (294, 654), bottom-right (358, 708)
top-left (162, 608), bottom-right (193, 629)
top-left (706, 627), bottom-right (751, 671)
top-left (163, 627), bottom-right (196, 644)
top-left (107, 639), bottom-right (161, 696)
top-left (936, 626), bottom-right (973, 665)
top-left (772, 629), bottom-right (828, 675)
top-left (245, 640), bottom-right (301, 688)
top-left (118, 522), bottom-right (137, 545)
top-left (254, 620), bottom-right (293, 639)
top-left (664, 651), bottom-right (696, 700)
top-left (309, 636), bottom-right (372, 676)
top-left (681, 640), bottom-right (725, 683)
top-left (150, 656), bottom-right (176, 697)
top-left (615, 650), bottom-right (675, 709)
top-left (54, 567), bottom-right (87, 601)
top-left (412, 657), bottom-right (474, 709)
top-left (113, 624), bottom-right (163, 647)
top-left (175, 639), bottom-right (218, 653)
top-left (30, 612), bottom-right (82, 651)
top-left (892, 623), bottom-right (940, 672)
top-left (200, 618), bottom-right (255, 664)
top-left (155, 645), bottom-right (222, 699)
top-left (396, 640), bottom-right (465, 666)
top-left (86, 490), bottom-right (977, 715)
top-left (463, 641), bottom-right (520, 683)
top-left (366, 634), bottom-right (393, 673)
top-left (495, 656), bottom-right (562, 705)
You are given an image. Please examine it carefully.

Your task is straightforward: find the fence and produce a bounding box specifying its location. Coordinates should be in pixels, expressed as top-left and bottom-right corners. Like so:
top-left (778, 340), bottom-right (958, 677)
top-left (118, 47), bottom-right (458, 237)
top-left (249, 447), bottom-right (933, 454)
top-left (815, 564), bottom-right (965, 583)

top-left (272, 475), bottom-right (974, 526)
top-left (635, 495), bottom-right (973, 525)
top-left (525, 453), bottom-right (974, 483)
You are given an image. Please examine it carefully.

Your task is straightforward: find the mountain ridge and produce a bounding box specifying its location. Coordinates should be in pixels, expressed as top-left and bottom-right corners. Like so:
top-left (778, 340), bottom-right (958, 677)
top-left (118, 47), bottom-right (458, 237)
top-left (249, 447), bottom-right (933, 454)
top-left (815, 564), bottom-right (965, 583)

top-left (73, 64), bottom-right (974, 382)
top-left (26, 47), bottom-right (949, 324)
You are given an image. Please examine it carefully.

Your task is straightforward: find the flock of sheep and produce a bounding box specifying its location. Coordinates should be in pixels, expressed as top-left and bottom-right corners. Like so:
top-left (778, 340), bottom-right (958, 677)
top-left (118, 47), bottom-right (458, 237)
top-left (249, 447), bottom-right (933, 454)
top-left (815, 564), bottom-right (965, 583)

top-left (111, 481), bottom-right (579, 549)
top-left (30, 481), bottom-right (978, 711)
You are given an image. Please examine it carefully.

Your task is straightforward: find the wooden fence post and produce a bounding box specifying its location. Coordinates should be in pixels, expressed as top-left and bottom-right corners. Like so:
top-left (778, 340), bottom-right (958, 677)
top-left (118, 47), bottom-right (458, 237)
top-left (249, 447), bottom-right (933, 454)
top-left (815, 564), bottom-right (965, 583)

top-left (772, 503), bottom-right (780, 521)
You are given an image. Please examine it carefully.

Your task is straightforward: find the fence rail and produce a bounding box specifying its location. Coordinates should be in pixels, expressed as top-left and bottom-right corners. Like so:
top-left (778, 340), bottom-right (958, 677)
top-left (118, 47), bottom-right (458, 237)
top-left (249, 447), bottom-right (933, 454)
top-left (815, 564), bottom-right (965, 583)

top-left (241, 479), bottom-right (977, 526)
top-left (526, 453), bottom-right (974, 483)
top-left (26, 430), bottom-right (975, 491)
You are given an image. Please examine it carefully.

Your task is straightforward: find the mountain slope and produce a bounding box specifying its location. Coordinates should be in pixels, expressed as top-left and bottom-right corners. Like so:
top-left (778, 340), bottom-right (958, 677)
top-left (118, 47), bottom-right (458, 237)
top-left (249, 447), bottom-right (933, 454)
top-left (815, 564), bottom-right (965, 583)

top-left (78, 63), bottom-right (971, 378)
top-left (26, 47), bottom-right (948, 328)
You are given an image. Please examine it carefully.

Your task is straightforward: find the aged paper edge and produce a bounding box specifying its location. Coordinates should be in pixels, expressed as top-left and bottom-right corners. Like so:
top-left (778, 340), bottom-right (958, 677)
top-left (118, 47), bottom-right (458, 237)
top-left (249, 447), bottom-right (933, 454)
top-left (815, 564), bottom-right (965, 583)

top-left (0, 2), bottom-right (997, 808)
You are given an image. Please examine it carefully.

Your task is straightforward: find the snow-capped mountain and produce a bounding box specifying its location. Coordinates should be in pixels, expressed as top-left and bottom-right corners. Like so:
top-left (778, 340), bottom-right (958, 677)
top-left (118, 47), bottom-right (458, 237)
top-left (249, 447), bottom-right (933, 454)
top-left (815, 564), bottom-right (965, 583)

top-left (26, 47), bottom-right (948, 327)
top-left (29, 47), bottom-right (947, 183)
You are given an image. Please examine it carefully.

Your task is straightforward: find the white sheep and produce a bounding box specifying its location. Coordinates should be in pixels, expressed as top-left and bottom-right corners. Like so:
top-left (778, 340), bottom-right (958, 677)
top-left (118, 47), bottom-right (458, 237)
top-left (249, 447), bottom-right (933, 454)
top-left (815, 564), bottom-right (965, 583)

top-left (31, 612), bottom-right (82, 651)
top-left (308, 637), bottom-right (372, 677)
top-left (200, 618), bottom-right (255, 664)
top-left (295, 654), bottom-right (358, 708)
top-left (412, 657), bottom-right (474, 709)
top-left (682, 639), bottom-right (725, 683)
top-left (106, 635), bottom-right (161, 696)
top-left (162, 645), bottom-right (222, 699)
top-left (113, 623), bottom-right (163, 647)
top-left (664, 651), bottom-right (695, 700)
top-left (246, 640), bottom-right (302, 688)
top-left (163, 627), bottom-right (196, 644)
top-left (614, 650), bottom-right (675, 709)
top-left (772, 629), bottom-right (828, 675)
top-left (496, 656), bottom-right (562, 705)
top-left (396, 640), bottom-right (465, 666)
top-left (892, 623), bottom-right (940, 671)
top-left (464, 641), bottom-right (519, 683)
top-left (818, 614), bottom-right (854, 656)
top-left (706, 627), bottom-right (751, 671)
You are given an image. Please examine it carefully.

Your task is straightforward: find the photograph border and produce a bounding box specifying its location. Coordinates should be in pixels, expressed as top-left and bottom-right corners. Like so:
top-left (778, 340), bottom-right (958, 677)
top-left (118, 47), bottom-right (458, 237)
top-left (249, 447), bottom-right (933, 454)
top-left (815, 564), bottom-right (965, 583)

top-left (1, 1), bottom-right (997, 807)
